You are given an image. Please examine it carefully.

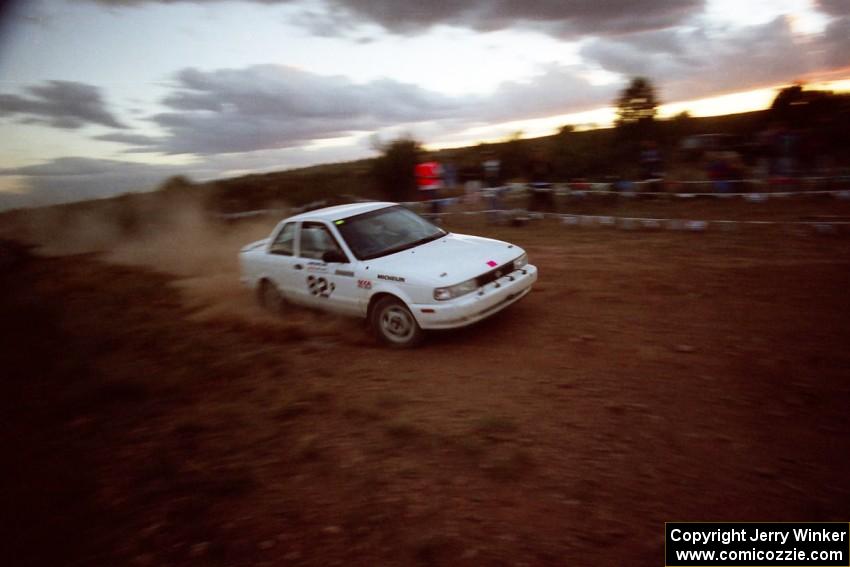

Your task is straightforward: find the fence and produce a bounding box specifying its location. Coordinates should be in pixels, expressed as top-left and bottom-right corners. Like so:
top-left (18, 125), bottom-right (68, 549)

top-left (217, 176), bottom-right (850, 234)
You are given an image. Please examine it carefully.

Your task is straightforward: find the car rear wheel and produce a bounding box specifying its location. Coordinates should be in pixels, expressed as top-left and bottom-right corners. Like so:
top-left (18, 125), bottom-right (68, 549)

top-left (257, 279), bottom-right (285, 315)
top-left (371, 296), bottom-right (423, 348)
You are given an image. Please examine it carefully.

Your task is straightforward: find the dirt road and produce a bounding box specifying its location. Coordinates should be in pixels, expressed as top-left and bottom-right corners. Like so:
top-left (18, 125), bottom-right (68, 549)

top-left (3, 213), bottom-right (850, 566)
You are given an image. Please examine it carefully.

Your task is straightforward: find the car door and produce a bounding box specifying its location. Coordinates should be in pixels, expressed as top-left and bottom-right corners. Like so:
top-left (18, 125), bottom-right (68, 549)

top-left (264, 221), bottom-right (303, 302)
top-left (295, 222), bottom-right (360, 315)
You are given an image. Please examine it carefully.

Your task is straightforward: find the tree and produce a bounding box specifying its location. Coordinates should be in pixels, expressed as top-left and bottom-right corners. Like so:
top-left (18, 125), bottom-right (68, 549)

top-left (768, 83), bottom-right (850, 163)
top-left (497, 130), bottom-right (530, 181)
top-left (769, 83), bottom-right (805, 121)
top-left (615, 77), bottom-right (659, 130)
top-left (768, 82), bottom-right (841, 129)
top-left (157, 175), bottom-right (193, 193)
top-left (371, 137), bottom-right (421, 202)
top-left (667, 110), bottom-right (695, 144)
top-left (549, 126), bottom-right (607, 180)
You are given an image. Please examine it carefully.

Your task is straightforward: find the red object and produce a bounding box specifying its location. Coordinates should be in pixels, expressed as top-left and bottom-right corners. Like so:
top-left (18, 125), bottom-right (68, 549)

top-left (487, 260), bottom-right (498, 267)
top-left (415, 161), bottom-right (442, 190)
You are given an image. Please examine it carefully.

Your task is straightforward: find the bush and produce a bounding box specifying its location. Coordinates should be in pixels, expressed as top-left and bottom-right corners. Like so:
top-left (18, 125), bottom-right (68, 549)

top-left (371, 137), bottom-right (421, 202)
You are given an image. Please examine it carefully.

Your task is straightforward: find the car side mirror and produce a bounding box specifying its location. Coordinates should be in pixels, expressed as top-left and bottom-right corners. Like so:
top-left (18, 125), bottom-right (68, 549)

top-left (322, 250), bottom-right (348, 264)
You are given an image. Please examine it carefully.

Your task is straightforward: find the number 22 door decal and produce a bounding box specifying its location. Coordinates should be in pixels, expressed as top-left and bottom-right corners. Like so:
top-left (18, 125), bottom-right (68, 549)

top-left (307, 275), bottom-right (335, 298)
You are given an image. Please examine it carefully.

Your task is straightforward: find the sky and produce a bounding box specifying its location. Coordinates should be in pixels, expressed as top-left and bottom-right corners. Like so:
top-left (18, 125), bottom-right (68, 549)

top-left (0, 0), bottom-right (848, 209)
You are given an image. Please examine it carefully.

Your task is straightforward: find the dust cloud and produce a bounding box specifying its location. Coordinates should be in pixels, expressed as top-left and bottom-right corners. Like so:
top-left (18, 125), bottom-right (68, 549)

top-left (7, 194), bottom-right (365, 344)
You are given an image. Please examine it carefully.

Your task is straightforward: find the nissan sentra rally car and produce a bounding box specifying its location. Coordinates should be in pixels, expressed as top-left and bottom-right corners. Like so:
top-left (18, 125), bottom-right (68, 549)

top-left (239, 202), bottom-right (537, 347)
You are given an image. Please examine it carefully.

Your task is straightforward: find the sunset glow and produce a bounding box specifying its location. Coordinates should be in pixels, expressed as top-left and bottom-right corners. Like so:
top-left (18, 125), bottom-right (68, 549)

top-left (0, 0), bottom-right (848, 209)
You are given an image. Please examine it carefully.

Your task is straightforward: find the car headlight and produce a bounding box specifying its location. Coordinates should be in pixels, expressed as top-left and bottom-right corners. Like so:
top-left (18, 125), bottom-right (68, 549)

top-left (514, 252), bottom-right (528, 270)
top-left (434, 278), bottom-right (478, 301)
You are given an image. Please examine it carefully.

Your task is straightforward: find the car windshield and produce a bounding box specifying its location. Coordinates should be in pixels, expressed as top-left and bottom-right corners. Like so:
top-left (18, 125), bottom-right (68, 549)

top-left (336, 205), bottom-right (446, 260)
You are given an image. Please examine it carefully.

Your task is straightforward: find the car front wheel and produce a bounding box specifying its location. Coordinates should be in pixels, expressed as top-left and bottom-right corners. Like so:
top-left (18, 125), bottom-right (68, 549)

top-left (371, 296), bottom-right (423, 348)
top-left (257, 279), bottom-right (285, 315)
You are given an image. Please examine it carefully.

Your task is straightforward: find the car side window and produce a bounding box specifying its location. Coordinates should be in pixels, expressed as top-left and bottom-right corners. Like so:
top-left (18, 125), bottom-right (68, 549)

top-left (270, 223), bottom-right (295, 256)
top-left (299, 222), bottom-right (343, 260)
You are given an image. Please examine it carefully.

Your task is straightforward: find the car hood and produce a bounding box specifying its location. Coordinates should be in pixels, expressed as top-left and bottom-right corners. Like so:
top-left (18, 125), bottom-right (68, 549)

top-left (364, 233), bottom-right (523, 286)
top-left (240, 238), bottom-right (268, 253)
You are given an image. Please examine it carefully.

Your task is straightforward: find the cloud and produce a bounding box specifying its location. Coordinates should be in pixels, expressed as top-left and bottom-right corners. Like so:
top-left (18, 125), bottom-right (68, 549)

top-left (581, 17), bottom-right (818, 101)
top-left (289, 6), bottom-right (363, 38)
top-left (815, 0), bottom-right (849, 18)
top-left (137, 65), bottom-right (465, 154)
top-left (0, 143), bottom-right (375, 210)
top-left (480, 64), bottom-right (618, 122)
top-left (100, 63), bottom-right (613, 155)
top-left (0, 157), bottom-right (165, 177)
top-left (2, 61), bottom-right (616, 208)
top-left (94, 131), bottom-right (163, 147)
top-left (0, 80), bottom-right (127, 129)
top-left (0, 157), bottom-right (188, 209)
top-left (822, 17), bottom-right (850, 70)
top-left (79, 0), bottom-right (707, 38)
top-left (328, 0), bottom-right (706, 37)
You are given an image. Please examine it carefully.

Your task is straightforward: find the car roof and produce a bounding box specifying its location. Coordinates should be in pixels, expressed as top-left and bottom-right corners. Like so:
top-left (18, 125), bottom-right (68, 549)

top-left (285, 201), bottom-right (395, 223)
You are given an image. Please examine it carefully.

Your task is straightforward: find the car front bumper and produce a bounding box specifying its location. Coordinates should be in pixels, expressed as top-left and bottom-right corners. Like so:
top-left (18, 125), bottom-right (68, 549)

top-left (411, 264), bottom-right (538, 330)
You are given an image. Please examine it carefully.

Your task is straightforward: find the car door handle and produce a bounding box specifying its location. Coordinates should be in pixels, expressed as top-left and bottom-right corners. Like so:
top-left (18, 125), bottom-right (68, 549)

top-left (294, 264), bottom-right (303, 270)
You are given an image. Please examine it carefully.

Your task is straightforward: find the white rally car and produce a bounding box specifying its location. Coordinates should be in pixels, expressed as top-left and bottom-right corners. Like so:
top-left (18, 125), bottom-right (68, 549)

top-left (239, 202), bottom-right (537, 347)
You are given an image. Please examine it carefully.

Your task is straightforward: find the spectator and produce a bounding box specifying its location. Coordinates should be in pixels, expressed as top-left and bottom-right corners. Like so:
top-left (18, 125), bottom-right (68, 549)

top-left (706, 151), bottom-right (733, 193)
top-left (442, 158), bottom-right (458, 189)
top-left (640, 140), bottom-right (664, 180)
top-left (527, 153), bottom-right (555, 212)
top-left (481, 153), bottom-right (503, 223)
top-left (415, 160), bottom-right (443, 217)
